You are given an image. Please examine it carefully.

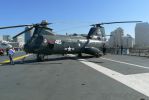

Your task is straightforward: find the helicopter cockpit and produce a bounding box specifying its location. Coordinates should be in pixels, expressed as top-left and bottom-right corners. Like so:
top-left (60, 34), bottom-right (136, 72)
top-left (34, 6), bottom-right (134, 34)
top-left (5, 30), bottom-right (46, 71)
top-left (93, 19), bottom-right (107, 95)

top-left (87, 25), bottom-right (105, 40)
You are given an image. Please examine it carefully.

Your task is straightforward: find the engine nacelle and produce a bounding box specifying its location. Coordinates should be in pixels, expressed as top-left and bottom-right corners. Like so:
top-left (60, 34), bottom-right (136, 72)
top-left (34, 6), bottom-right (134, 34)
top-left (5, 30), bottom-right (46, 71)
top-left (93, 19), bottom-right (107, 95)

top-left (82, 47), bottom-right (102, 57)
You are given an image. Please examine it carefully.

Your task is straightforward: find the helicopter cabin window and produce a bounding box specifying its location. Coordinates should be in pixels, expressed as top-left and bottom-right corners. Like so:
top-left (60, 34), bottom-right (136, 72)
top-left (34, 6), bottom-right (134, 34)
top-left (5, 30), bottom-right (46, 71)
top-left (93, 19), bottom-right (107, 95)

top-left (48, 44), bottom-right (54, 49)
top-left (48, 40), bottom-right (55, 49)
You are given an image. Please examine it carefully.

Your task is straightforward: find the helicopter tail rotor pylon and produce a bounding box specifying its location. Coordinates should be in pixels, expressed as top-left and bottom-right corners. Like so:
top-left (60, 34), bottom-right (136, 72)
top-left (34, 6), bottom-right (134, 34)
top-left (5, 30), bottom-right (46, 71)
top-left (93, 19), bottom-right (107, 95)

top-left (88, 21), bottom-right (142, 39)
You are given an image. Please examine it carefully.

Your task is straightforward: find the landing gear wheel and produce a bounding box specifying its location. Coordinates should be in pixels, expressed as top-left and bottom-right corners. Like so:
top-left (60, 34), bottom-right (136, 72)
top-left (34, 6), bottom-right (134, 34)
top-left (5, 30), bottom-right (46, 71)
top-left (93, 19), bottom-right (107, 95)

top-left (95, 53), bottom-right (101, 58)
top-left (37, 54), bottom-right (45, 62)
top-left (78, 53), bottom-right (82, 58)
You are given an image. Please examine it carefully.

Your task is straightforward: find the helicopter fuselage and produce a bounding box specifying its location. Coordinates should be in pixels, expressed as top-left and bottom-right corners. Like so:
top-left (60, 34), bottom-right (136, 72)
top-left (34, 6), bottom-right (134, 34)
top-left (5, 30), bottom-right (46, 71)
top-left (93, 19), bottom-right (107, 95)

top-left (24, 35), bottom-right (104, 57)
top-left (0, 20), bottom-right (142, 61)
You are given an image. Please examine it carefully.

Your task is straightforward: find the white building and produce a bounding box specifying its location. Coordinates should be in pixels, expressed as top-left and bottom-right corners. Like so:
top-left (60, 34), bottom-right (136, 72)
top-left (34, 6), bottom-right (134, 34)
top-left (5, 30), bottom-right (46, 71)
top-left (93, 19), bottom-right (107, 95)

top-left (25, 26), bottom-right (34, 43)
top-left (0, 36), bottom-right (2, 41)
top-left (17, 36), bottom-right (24, 47)
top-left (13, 36), bottom-right (24, 48)
top-left (108, 27), bottom-right (135, 48)
top-left (122, 34), bottom-right (135, 48)
top-left (108, 27), bottom-right (124, 48)
top-left (3, 35), bottom-right (11, 41)
top-left (135, 22), bottom-right (149, 48)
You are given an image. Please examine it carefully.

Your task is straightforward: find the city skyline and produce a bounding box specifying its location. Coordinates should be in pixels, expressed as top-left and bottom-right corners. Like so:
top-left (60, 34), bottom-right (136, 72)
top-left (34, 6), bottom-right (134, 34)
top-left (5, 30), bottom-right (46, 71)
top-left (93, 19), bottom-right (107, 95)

top-left (0, 0), bottom-right (149, 37)
top-left (0, 25), bottom-right (141, 40)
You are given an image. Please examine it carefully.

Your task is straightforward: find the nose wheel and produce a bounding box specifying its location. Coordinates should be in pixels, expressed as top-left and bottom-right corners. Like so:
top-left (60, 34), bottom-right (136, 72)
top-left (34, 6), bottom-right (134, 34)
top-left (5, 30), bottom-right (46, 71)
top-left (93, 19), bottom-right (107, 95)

top-left (37, 54), bottom-right (45, 62)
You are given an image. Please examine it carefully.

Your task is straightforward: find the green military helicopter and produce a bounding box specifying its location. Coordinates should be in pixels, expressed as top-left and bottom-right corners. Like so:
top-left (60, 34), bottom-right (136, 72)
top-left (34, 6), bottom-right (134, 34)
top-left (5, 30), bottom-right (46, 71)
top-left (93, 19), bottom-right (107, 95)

top-left (0, 20), bottom-right (141, 61)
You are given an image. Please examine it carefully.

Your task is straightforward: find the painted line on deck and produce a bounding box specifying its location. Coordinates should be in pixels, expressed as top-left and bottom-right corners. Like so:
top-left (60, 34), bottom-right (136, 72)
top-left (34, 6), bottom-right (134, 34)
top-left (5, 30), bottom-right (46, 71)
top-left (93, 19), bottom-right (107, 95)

top-left (0, 54), bottom-right (31, 65)
top-left (79, 59), bottom-right (149, 97)
top-left (101, 57), bottom-right (149, 69)
top-left (68, 54), bottom-right (149, 97)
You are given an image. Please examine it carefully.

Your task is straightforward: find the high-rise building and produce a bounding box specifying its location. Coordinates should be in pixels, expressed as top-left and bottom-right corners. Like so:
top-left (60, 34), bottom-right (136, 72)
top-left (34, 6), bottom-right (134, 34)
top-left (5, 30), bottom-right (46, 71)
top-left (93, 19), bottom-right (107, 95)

top-left (122, 34), bottom-right (135, 48)
top-left (13, 35), bottom-right (24, 48)
top-left (108, 27), bottom-right (124, 48)
top-left (0, 35), bottom-right (2, 41)
top-left (135, 22), bottom-right (149, 48)
top-left (3, 35), bottom-right (11, 41)
top-left (24, 26), bottom-right (34, 43)
top-left (108, 28), bottom-right (135, 48)
top-left (17, 36), bottom-right (24, 47)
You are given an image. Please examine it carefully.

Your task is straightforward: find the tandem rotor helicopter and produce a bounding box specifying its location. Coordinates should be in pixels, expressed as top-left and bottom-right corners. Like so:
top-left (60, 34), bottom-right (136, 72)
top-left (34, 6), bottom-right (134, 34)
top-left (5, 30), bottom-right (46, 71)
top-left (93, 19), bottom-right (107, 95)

top-left (0, 20), bottom-right (142, 61)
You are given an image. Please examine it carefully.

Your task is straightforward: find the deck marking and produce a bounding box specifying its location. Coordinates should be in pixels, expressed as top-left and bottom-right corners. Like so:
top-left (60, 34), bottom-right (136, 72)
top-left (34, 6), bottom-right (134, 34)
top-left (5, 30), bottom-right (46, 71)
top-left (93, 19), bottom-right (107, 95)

top-left (101, 57), bottom-right (149, 69)
top-left (79, 58), bottom-right (149, 97)
top-left (68, 54), bottom-right (149, 97)
top-left (0, 54), bottom-right (31, 64)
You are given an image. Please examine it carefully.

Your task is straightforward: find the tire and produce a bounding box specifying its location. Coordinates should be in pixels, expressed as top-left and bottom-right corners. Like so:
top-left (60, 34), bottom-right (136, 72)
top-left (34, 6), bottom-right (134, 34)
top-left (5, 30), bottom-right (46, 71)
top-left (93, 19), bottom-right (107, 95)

top-left (78, 53), bottom-right (82, 57)
top-left (37, 54), bottom-right (44, 62)
top-left (95, 53), bottom-right (102, 58)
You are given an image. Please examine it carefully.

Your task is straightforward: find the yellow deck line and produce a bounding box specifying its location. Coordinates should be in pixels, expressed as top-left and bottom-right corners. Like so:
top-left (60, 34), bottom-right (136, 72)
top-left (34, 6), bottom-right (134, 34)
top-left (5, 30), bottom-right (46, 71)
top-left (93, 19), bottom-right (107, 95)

top-left (0, 54), bottom-right (31, 64)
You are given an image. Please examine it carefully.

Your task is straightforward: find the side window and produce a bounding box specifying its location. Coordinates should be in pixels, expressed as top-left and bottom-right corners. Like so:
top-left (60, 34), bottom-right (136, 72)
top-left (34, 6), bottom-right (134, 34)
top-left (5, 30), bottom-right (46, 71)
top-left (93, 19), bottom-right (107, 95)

top-left (48, 44), bottom-right (54, 49)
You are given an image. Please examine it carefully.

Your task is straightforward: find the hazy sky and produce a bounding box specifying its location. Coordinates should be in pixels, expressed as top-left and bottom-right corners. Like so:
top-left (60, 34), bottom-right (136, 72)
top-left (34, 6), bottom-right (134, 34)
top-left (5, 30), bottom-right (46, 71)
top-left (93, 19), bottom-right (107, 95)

top-left (0, 0), bottom-right (149, 37)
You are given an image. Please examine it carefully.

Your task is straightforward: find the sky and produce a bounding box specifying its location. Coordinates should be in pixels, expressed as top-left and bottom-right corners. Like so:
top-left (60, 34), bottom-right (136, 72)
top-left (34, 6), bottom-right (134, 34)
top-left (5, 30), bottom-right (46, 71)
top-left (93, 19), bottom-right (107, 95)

top-left (0, 0), bottom-right (149, 38)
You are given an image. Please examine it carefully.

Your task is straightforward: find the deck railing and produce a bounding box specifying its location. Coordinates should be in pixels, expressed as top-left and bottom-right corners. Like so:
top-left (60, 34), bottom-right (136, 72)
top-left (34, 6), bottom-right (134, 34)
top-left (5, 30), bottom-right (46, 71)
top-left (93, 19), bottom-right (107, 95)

top-left (106, 48), bottom-right (149, 57)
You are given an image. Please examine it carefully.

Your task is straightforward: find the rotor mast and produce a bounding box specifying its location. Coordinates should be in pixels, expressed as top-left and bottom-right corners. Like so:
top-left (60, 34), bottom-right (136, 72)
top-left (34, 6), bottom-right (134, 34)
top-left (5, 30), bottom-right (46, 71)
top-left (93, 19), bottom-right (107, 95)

top-left (0, 20), bottom-right (52, 39)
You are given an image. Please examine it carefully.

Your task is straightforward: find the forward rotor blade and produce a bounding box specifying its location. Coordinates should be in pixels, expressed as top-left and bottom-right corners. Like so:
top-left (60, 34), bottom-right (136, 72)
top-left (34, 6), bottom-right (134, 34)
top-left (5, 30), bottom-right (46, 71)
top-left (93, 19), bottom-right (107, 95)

top-left (38, 26), bottom-right (53, 31)
top-left (40, 23), bottom-right (52, 26)
top-left (33, 23), bottom-right (52, 27)
top-left (0, 22), bottom-right (52, 29)
top-left (13, 27), bottom-right (34, 39)
top-left (0, 24), bottom-right (32, 29)
top-left (100, 21), bottom-right (142, 25)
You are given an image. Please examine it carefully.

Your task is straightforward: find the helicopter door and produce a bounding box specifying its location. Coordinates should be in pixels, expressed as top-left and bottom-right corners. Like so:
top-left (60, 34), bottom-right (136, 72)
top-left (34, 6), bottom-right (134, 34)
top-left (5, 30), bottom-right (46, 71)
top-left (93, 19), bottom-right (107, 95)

top-left (62, 39), bottom-right (79, 53)
top-left (47, 40), bottom-right (55, 49)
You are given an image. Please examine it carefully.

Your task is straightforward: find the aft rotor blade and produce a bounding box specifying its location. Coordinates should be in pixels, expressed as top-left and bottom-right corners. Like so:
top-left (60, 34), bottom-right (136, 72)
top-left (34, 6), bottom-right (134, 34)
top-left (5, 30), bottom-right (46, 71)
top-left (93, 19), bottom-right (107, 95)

top-left (13, 27), bottom-right (34, 39)
top-left (100, 21), bottom-right (142, 25)
top-left (0, 24), bottom-right (32, 29)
